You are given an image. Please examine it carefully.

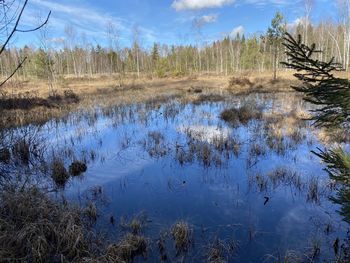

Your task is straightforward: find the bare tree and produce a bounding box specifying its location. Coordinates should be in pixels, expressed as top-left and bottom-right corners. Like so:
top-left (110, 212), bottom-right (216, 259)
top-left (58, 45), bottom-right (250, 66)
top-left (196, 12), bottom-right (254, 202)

top-left (64, 25), bottom-right (78, 76)
top-left (106, 21), bottom-right (120, 75)
top-left (192, 18), bottom-right (204, 73)
top-left (337, 0), bottom-right (350, 70)
top-left (0, 0), bottom-right (50, 87)
top-left (132, 25), bottom-right (141, 78)
top-left (304, 0), bottom-right (314, 46)
top-left (37, 14), bottom-right (56, 94)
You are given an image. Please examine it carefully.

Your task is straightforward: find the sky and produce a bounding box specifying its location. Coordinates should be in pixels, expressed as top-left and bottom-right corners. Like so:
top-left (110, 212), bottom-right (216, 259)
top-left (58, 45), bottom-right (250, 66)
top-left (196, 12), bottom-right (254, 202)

top-left (13, 0), bottom-right (340, 49)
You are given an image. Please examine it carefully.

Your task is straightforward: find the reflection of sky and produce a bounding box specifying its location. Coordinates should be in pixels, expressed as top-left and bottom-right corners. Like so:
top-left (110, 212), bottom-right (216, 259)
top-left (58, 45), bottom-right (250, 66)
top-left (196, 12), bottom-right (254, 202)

top-left (21, 93), bottom-right (348, 261)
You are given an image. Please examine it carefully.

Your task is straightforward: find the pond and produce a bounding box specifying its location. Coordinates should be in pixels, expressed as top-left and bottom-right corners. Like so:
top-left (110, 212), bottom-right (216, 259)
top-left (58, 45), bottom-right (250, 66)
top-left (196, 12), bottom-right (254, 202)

top-left (2, 92), bottom-right (348, 262)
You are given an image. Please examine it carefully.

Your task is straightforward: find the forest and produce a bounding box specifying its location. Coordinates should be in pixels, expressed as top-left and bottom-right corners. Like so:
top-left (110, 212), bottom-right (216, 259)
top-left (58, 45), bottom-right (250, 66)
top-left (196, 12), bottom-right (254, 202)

top-left (1, 6), bottom-right (350, 81)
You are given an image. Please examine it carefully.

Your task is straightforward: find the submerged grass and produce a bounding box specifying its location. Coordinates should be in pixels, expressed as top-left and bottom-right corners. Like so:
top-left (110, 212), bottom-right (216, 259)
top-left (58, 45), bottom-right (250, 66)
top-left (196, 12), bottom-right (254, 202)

top-left (104, 233), bottom-right (148, 262)
top-left (120, 214), bottom-right (148, 235)
top-left (307, 176), bottom-right (320, 204)
top-left (206, 238), bottom-right (238, 263)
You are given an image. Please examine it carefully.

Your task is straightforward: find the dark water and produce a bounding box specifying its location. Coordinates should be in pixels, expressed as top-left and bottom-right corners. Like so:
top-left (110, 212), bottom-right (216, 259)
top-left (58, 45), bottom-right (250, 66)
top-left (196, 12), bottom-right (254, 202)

top-left (6, 93), bottom-right (349, 262)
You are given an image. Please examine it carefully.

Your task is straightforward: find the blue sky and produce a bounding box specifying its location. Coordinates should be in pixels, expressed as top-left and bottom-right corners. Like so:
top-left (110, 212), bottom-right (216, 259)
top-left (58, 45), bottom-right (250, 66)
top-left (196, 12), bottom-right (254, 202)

top-left (16, 0), bottom-right (339, 49)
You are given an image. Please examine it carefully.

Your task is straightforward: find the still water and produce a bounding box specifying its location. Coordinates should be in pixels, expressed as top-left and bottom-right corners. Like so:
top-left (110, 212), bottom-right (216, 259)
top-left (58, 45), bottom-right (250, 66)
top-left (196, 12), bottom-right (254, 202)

top-left (12, 92), bottom-right (349, 262)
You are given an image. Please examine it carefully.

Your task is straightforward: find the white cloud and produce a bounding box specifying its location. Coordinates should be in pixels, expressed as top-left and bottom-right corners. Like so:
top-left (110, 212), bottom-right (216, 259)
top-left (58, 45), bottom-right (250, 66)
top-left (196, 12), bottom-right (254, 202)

top-left (201, 14), bottom-right (218, 23)
top-left (244, 0), bottom-right (290, 6)
top-left (230, 25), bottom-right (244, 37)
top-left (172, 0), bottom-right (294, 11)
top-left (22, 0), bottom-right (157, 46)
top-left (172, 0), bottom-right (235, 11)
top-left (287, 17), bottom-right (310, 30)
top-left (287, 18), bottom-right (302, 30)
top-left (48, 37), bottom-right (65, 44)
top-left (199, 14), bottom-right (218, 23)
top-left (28, 0), bottom-right (127, 33)
top-left (192, 14), bottom-right (218, 28)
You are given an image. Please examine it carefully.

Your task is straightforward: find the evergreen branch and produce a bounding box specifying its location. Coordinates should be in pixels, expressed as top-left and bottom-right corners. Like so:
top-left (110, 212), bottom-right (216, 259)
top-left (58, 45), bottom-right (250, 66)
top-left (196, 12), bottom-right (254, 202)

top-left (282, 32), bottom-right (350, 128)
top-left (312, 148), bottom-right (350, 181)
top-left (283, 32), bottom-right (350, 181)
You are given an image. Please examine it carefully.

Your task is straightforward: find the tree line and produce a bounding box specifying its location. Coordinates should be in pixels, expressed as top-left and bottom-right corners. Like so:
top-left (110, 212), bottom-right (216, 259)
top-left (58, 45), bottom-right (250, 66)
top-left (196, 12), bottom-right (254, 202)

top-left (1, 10), bottom-right (350, 83)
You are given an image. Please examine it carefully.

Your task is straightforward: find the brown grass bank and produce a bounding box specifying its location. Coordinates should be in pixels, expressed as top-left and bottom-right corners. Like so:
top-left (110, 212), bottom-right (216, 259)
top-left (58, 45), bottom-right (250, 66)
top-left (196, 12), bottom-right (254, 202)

top-left (0, 72), bottom-right (297, 128)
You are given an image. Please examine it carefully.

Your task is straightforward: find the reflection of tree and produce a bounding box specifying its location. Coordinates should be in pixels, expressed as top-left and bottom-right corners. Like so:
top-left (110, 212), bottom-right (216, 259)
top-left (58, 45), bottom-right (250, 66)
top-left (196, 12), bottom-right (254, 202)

top-left (330, 186), bottom-right (350, 223)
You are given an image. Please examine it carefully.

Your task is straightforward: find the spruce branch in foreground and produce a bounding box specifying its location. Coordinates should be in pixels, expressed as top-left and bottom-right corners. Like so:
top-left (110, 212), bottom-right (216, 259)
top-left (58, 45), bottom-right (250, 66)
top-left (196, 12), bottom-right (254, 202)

top-left (282, 32), bottom-right (350, 179)
top-left (282, 32), bottom-right (350, 128)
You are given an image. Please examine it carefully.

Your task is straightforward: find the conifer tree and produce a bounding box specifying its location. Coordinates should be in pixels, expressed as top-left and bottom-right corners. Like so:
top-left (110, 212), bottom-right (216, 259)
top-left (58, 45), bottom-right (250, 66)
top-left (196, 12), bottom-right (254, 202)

top-left (282, 32), bottom-right (350, 179)
top-left (267, 12), bottom-right (286, 80)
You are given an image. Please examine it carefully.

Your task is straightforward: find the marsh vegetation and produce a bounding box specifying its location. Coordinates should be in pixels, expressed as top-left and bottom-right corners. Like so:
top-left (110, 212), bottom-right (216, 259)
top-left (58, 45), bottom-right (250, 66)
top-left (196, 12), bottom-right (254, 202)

top-left (1, 76), bottom-right (349, 262)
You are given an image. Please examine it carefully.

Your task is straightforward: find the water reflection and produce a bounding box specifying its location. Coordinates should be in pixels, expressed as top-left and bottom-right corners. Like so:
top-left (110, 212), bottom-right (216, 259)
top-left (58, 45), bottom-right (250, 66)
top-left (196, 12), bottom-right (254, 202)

top-left (1, 92), bottom-right (349, 262)
top-left (331, 187), bottom-right (350, 224)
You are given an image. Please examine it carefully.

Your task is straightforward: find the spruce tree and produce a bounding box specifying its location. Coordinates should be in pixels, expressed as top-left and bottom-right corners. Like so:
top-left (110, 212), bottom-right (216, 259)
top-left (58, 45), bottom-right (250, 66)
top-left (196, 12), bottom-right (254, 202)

top-left (282, 32), bottom-right (350, 180)
top-left (267, 12), bottom-right (286, 80)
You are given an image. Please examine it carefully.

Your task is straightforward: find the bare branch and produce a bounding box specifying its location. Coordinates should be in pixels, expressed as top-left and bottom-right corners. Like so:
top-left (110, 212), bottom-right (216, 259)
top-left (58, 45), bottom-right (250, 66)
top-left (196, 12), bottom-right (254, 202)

top-left (0, 0), bottom-right (29, 56)
top-left (16, 10), bottom-right (51, 33)
top-left (0, 0), bottom-right (51, 88)
top-left (0, 56), bottom-right (27, 87)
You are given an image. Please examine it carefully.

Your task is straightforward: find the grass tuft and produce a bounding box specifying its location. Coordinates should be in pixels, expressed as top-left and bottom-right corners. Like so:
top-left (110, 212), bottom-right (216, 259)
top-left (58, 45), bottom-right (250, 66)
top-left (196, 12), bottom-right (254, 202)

top-left (0, 188), bottom-right (94, 262)
top-left (12, 139), bottom-right (30, 164)
top-left (105, 233), bottom-right (148, 262)
top-left (69, 161), bottom-right (87, 176)
top-left (51, 159), bottom-right (69, 187)
top-left (0, 148), bottom-right (11, 163)
top-left (220, 104), bottom-right (262, 127)
top-left (171, 221), bottom-right (193, 254)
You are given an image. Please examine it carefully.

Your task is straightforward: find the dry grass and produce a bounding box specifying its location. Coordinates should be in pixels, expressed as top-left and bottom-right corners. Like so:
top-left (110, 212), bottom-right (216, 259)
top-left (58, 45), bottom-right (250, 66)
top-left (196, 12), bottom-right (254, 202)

top-left (0, 188), bottom-right (95, 262)
top-left (104, 234), bottom-right (148, 262)
top-left (84, 202), bottom-right (98, 223)
top-left (120, 214), bottom-right (148, 235)
top-left (206, 239), bottom-right (238, 263)
top-left (171, 221), bottom-right (193, 254)
top-left (264, 250), bottom-right (303, 263)
top-left (307, 177), bottom-right (320, 204)
top-left (194, 93), bottom-right (225, 104)
top-left (0, 73), bottom-right (298, 128)
top-left (51, 159), bottom-right (69, 187)
top-left (0, 187), bottom-right (153, 262)
top-left (0, 89), bottom-right (80, 110)
top-left (220, 104), bottom-right (263, 127)
top-left (0, 148), bottom-right (10, 163)
top-left (12, 139), bottom-right (30, 165)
